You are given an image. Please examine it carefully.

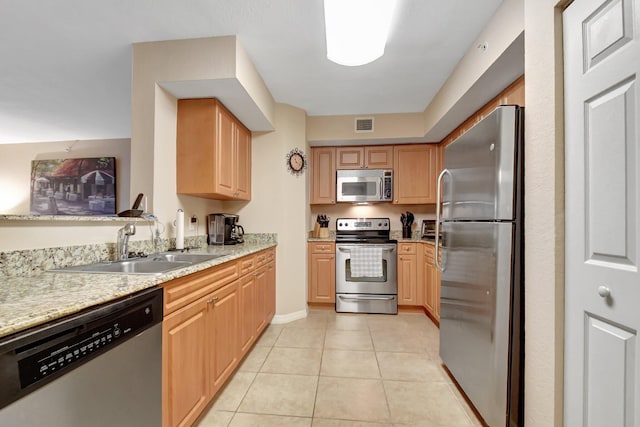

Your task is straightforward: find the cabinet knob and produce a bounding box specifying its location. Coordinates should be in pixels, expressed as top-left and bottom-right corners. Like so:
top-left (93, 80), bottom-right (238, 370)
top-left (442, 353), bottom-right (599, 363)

top-left (207, 296), bottom-right (220, 305)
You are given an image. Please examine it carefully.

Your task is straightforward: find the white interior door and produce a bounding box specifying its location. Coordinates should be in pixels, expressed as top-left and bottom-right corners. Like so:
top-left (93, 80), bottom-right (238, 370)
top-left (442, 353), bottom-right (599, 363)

top-left (564, 0), bottom-right (640, 425)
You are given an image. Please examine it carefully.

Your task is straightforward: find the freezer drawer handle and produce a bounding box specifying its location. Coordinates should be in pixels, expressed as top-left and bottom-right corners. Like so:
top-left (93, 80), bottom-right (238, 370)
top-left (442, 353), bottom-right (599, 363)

top-left (435, 169), bottom-right (450, 272)
top-left (338, 295), bottom-right (396, 301)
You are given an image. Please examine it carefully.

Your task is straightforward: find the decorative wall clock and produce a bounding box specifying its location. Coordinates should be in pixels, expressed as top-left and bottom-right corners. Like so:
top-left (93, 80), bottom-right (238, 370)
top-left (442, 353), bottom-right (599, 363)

top-left (286, 148), bottom-right (307, 176)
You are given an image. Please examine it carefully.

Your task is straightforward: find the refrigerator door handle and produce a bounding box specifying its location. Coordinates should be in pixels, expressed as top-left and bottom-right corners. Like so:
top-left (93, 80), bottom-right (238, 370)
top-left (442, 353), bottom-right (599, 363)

top-left (435, 169), bottom-right (450, 272)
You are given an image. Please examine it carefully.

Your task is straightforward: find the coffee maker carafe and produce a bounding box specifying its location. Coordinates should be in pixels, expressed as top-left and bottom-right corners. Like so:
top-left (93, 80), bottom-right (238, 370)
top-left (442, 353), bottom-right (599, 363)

top-left (207, 213), bottom-right (244, 245)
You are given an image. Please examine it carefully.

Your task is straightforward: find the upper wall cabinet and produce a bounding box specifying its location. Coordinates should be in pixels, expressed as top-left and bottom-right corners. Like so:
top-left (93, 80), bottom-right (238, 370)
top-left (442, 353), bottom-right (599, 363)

top-left (393, 144), bottom-right (439, 204)
top-left (310, 147), bottom-right (336, 205)
top-left (177, 98), bottom-right (251, 201)
top-left (336, 145), bottom-right (393, 169)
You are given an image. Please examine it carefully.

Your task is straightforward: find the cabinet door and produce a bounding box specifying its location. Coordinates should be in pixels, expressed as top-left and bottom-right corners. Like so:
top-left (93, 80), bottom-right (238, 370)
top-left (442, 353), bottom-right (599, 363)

top-left (308, 253), bottom-right (336, 303)
top-left (432, 262), bottom-right (441, 321)
top-left (215, 105), bottom-right (236, 198)
top-left (235, 123), bottom-right (252, 200)
top-left (365, 145), bottom-right (393, 169)
top-left (423, 259), bottom-right (434, 313)
top-left (310, 147), bottom-right (336, 204)
top-left (393, 144), bottom-right (438, 204)
top-left (336, 147), bottom-right (364, 169)
top-left (177, 98), bottom-right (216, 196)
top-left (254, 266), bottom-right (268, 334)
top-left (208, 281), bottom-right (240, 397)
top-left (239, 273), bottom-right (256, 354)
top-left (397, 254), bottom-right (418, 305)
top-left (163, 299), bottom-right (209, 427)
top-left (266, 261), bottom-right (276, 321)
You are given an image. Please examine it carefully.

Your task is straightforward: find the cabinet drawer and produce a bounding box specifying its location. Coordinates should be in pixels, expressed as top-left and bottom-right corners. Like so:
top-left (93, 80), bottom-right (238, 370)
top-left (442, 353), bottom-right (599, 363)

top-left (163, 261), bottom-right (239, 315)
top-left (265, 248), bottom-right (275, 263)
top-left (423, 244), bottom-right (435, 259)
top-left (309, 242), bottom-right (335, 254)
top-left (240, 256), bottom-right (256, 275)
top-left (255, 252), bottom-right (268, 267)
top-left (398, 243), bottom-right (417, 255)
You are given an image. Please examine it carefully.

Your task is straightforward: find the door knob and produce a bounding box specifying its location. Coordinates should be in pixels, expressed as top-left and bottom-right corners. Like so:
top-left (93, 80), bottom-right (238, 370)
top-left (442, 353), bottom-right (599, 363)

top-left (597, 286), bottom-right (611, 298)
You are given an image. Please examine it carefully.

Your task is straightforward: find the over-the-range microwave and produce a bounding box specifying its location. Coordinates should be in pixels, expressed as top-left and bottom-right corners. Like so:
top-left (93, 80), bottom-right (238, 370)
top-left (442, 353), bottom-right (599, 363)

top-left (336, 169), bottom-right (393, 203)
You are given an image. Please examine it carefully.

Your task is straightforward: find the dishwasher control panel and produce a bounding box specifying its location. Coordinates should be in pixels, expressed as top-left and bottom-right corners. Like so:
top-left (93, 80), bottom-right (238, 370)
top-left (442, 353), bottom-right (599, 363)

top-left (17, 302), bottom-right (155, 388)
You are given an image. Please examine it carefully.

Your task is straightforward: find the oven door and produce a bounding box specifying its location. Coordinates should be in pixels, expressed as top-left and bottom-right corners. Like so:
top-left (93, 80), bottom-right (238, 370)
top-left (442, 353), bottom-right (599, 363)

top-left (335, 243), bottom-right (397, 294)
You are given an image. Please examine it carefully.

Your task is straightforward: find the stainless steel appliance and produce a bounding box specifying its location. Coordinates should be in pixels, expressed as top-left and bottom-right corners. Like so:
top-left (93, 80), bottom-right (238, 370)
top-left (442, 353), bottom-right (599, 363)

top-left (435, 105), bottom-right (524, 427)
top-left (208, 213), bottom-right (244, 245)
top-left (0, 287), bottom-right (163, 427)
top-left (420, 219), bottom-right (437, 241)
top-left (335, 218), bottom-right (397, 314)
top-left (336, 169), bottom-right (393, 203)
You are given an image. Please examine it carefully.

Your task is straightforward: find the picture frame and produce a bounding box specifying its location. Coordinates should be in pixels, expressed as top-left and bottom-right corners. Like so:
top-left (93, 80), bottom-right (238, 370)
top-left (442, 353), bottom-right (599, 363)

top-left (30, 157), bottom-right (117, 216)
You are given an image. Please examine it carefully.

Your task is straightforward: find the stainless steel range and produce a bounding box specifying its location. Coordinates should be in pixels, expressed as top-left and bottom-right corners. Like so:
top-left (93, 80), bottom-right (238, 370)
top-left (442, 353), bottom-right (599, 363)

top-left (335, 218), bottom-right (398, 314)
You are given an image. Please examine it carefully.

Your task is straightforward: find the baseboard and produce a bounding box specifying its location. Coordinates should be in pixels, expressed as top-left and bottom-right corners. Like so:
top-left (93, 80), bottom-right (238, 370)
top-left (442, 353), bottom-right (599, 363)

top-left (270, 308), bottom-right (308, 324)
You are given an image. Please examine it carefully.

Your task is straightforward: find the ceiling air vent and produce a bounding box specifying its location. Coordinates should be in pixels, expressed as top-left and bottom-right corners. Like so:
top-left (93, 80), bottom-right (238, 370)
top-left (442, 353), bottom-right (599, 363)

top-left (355, 117), bottom-right (374, 133)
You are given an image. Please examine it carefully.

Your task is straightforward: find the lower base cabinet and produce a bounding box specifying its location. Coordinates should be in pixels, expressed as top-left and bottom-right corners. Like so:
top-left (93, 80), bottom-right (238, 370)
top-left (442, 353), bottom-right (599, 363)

top-left (162, 248), bottom-right (276, 427)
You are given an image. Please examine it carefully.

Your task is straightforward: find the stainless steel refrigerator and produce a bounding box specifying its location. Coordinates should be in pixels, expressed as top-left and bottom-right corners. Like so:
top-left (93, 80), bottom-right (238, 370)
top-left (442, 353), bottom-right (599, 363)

top-left (435, 105), bottom-right (524, 427)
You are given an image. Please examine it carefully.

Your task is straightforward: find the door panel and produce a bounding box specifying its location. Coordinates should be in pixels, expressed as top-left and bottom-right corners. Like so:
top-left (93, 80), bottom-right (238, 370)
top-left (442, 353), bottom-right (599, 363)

top-left (585, 315), bottom-right (636, 426)
top-left (564, 0), bottom-right (640, 425)
top-left (585, 77), bottom-right (637, 268)
top-left (439, 221), bottom-right (516, 427)
top-left (442, 106), bottom-right (521, 221)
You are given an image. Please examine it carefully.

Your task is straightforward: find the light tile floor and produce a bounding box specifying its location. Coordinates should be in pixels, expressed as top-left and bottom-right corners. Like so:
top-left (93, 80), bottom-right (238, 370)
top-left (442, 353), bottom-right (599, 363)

top-left (197, 310), bottom-right (483, 427)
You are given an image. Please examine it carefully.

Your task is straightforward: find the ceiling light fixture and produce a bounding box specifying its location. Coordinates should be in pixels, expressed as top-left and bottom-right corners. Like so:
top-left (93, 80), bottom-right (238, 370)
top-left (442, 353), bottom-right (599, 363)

top-left (323, 0), bottom-right (397, 67)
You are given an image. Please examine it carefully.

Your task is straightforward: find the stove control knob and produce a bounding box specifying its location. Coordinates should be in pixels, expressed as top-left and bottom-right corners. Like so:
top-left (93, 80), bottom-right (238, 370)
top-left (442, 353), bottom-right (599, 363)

top-left (378, 223), bottom-right (382, 227)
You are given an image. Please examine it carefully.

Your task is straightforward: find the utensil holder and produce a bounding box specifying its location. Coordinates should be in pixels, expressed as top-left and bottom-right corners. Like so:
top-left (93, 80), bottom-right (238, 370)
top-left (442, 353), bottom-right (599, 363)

top-left (402, 226), bottom-right (412, 239)
top-left (319, 227), bottom-right (329, 238)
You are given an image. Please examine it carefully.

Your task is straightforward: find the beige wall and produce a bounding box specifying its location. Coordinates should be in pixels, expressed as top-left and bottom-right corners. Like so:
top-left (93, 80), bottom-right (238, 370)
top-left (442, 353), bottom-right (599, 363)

top-left (0, 138), bottom-right (141, 252)
top-left (307, 113), bottom-right (427, 144)
top-left (424, 0), bottom-right (524, 135)
top-left (0, 139), bottom-right (131, 214)
top-left (524, 0), bottom-right (566, 425)
top-left (234, 103), bottom-right (310, 316)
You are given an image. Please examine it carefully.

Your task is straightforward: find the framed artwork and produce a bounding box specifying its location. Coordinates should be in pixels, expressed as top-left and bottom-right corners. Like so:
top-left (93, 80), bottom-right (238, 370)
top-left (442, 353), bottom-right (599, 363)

top-left (30, 157), bottom-right (117, 216)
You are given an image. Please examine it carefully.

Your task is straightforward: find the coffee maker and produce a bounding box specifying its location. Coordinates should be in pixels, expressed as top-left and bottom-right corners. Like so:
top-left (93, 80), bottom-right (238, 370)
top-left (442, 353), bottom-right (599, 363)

top-left (207, 213), bottom-right (244, 245)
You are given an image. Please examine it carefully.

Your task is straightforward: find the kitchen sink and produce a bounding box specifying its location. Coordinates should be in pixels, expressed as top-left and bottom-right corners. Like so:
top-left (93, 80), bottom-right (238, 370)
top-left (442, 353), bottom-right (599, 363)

top-left (49, 252), bottom-right (223, 275)
top-left (148, 253), bottom-right (223, 263)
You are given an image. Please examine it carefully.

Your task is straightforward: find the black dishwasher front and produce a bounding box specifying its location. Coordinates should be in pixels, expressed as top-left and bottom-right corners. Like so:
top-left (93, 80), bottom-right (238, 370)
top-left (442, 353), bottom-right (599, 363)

top-left (0, 286), bottom-right (163, 427)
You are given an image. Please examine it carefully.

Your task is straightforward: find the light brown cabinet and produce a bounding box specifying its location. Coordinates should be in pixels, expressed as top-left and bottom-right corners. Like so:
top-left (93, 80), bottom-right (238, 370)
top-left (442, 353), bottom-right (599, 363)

top-left (162, 294), bottom-right (209, 427)
top-left (422, 243), bottom-right (441, 323)
top-left (308, 242), bottom-right (336, 303)
top-left (310, 147), bottom-right (336, 204)
top-left (161, 248), bottom-right (275, 427)
top-left (208, 281), bottom-right (240, 396)
top-left (336, 145), bottom-right (393, 169)
top-left (177, 98), bottom-right (251, 201)
top-left (393, 144), bottom-right (439, 204)
top-left (397, 242), bottom-right (420, 305)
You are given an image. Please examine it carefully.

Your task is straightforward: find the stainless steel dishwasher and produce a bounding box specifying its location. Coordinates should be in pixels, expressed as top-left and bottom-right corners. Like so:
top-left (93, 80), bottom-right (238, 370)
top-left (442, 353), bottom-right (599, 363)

top-left (0, 287), bottom-right (163, 427)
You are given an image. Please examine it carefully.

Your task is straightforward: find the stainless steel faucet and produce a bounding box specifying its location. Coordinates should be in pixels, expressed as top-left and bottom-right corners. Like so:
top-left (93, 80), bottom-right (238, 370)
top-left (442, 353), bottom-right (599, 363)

top-left (116, 223), bottom-right (136, 260)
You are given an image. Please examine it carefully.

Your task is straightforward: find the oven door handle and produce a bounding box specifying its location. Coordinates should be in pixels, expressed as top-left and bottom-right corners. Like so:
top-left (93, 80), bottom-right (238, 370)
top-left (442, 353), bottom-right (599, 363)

top-left (337, 247), bottom-right (395, 252)
top-left (338, 295), bottom-right (396, 301)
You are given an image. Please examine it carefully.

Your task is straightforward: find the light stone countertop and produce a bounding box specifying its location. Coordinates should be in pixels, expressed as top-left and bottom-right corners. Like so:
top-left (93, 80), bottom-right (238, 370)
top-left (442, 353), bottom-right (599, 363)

top-left (0, 241), bottom-right (276, 339)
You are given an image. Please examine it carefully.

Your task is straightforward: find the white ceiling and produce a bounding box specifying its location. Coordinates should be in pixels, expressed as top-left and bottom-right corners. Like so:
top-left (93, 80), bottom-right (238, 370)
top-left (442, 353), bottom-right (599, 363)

top-left (0, 0), bottom-right (503, 144)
